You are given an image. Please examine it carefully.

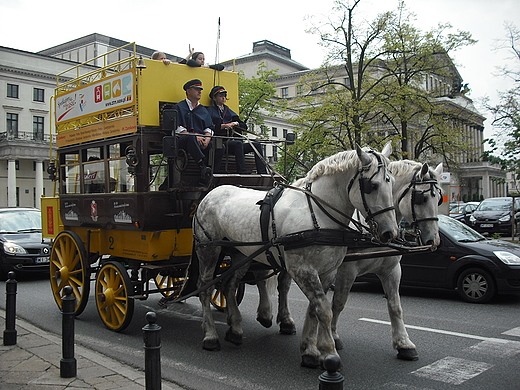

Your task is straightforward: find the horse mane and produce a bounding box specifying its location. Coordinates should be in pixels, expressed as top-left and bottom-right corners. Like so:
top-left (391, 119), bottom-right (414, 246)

top-left (389, 159), bottom-right (441, 180)
top-left (303, 149), bottom-right (362, 183)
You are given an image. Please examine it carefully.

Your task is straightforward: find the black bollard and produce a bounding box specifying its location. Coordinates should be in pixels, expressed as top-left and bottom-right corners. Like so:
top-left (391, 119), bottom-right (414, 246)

top-left (60, 285), bottom-right (77, 378)
top-left (143, 311), bottom-right (162, 390)
top-left (3, 271), bottom-right (17, 346)
top-left (318, 354), bottom-right (344, 390)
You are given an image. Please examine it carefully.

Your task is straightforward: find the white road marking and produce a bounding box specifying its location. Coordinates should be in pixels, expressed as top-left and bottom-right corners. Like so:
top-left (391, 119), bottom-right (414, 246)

top-left (359, 317), bottom-right (510, 343)
top-left (502, 326), bottom-right (520, 337)
top-left (411, 357), bottom-right (493, 385)
top-left (467, 339), bottom-right (520, 358)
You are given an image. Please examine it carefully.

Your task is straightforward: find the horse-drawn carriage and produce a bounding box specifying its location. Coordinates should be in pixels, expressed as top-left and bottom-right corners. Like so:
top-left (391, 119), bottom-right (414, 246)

top-left (41, 43), bottom-right (279, 331)
top-left (41, 43), bottom-right (443, 368)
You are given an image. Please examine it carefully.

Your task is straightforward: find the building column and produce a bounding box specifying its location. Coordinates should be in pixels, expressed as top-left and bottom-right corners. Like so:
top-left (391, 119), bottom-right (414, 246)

top-left (7, 159), bottom-right (17, 207)
top-left (35, 160), bottom-right (44, 207)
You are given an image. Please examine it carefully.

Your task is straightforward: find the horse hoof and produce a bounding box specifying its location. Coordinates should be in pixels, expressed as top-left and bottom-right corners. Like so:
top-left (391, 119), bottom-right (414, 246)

top-left (203, 339), bottom-right (221, 351)
top-left (397, 348), bottom-right (418, 361)
top-left (279, 323), bottom-right (296, 335)
top-left (300, 355), bottom-right (320, 369)
top-left (256, 316), bottom-right (273, 328)
top-left (334, 338), bottom-right (344, 350)
top-left (224, 329), bottom-right (243, 345)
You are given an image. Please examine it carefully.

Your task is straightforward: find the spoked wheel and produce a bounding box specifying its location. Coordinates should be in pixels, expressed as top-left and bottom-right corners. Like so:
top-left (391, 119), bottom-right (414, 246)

top-left (211, 283), bottom-right (246, 311)
top-left (154, 274), bottom-right (187, 298)
top-left (95, 261), bottom-right (134, 332)
top-left (49, 231), bottom-right (90, 315)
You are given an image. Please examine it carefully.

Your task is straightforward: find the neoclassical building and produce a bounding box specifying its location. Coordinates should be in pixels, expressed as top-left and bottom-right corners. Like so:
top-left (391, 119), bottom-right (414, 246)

top-left (0, 34), bottom-right (505, 208)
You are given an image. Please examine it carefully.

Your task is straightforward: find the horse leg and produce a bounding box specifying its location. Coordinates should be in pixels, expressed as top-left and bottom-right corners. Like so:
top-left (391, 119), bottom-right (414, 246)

top-left (378, 263), bottom-right (418, 361)
top-left (222, 252), bottom-right (251, 346)
top-left (197, 245), bottom-right (223, 351)
top-left (277, 270), bottom-right (296, 335)
top-left (293, 270), bottom-right (337, 369)
top-left (255, 270), bottom-right (273, 328)
top-left (331, 263), bottom-right (357, 350)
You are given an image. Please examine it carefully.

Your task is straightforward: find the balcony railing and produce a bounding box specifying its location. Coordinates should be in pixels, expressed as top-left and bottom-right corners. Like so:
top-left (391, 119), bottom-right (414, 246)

top-left (0, 131), bottom-right (55, 144)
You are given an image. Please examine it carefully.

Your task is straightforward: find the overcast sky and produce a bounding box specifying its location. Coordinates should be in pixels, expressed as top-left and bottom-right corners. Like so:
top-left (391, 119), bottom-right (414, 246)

top-left (1, 0), bottom-right (518, 138)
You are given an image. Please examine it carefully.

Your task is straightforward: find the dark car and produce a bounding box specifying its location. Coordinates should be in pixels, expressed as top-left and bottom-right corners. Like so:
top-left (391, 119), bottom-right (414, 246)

top-left (468, 197), bottom-right (520, 235)
top-left (358, 214), bottom-right (520, 303)
top-left (449, 201), bottom-right (479, 225)
top-left (0, 208), bottom-right (51, 279)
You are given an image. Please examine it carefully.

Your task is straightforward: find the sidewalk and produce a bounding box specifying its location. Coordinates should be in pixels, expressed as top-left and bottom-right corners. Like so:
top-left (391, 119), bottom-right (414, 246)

top-left (0, 309), bottom-right (186, 390)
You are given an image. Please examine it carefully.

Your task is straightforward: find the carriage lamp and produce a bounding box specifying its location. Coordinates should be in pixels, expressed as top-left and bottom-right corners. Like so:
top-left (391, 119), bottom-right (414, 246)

top-left (125, 146), bottom-right (139, 175)
top-left (47, 161), bottom-right (57, 181)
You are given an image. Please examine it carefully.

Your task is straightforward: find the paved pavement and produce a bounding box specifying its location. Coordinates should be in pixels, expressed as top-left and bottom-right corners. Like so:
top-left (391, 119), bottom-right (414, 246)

top-left (0, 309), bottom-right (186, 390)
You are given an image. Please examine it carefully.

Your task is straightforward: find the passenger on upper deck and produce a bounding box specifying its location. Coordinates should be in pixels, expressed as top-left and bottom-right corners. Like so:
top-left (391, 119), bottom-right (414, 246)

top-left (175, 79), bottom-right (222, 184)
top-left (207, 86), bottom-right (267, 174)
top-left (179, 45), bottom-right (224, 71)
top-left (151, 51), bottom-right (171, 65)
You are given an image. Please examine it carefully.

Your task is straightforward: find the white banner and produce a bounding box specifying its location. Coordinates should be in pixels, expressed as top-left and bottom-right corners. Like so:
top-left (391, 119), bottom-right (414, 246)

top-left (55, 70), bottom-right (134, 124)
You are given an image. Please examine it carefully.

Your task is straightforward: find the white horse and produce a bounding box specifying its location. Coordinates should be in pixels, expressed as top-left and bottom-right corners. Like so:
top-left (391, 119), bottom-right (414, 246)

top-left (330, 160), bottom-right (443, 361)
top-left (194, 144), bottom-right (399, 368)
top-left (255, 160), bottom-right (442, 362)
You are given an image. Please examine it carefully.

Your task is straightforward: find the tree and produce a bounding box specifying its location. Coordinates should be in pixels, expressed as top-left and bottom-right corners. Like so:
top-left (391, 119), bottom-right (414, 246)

top-left (286, 0), bottom-right (477, 172)
top-left (483, 23), bottom-right (520, 190)
top-left (238, 63), bottom-right (285, 135)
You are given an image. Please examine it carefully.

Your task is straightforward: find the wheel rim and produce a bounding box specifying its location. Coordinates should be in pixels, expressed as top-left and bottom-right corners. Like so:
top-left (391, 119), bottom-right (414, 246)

top-left (211, 283), bottom-right (245, 311)
top-left (462, 273), bottom-right (488, 300)
top-left (154, 274), bottom-right (186, 298)
top-left (95, 262), bottom-right (134, 331)
top-left (49, 231), bottom-right (89, 315)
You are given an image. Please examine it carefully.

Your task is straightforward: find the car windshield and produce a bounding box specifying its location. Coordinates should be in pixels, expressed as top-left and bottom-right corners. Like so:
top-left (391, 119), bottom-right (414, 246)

top-left (438, 214), bottom-right (485, 242)
top-left (476, 198), bottom-right (511, 211)
top-left (0, 209), bottom-right (42, 233)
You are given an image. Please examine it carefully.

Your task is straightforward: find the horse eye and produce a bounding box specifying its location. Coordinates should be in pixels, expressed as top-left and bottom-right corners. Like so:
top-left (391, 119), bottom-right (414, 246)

top-left (372, 183), bottom-right (378, 191)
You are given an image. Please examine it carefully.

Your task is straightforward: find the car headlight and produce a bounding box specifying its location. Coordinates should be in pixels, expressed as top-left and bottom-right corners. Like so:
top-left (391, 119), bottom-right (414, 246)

top-left (499, 214), bottom-right (511, 222)
top-left (3, 242), bottom-right (28, 255)
top-left (494, 251), bottom-right (520, 264)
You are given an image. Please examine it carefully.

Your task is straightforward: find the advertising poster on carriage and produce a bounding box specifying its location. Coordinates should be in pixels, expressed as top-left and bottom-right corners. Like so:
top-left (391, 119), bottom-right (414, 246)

top-left (55, 70), bottom-right (135, 125)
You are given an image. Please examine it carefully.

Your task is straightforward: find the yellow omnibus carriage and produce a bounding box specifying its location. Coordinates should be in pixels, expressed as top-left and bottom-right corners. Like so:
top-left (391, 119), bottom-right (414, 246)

top-left (42, 44), bottom-right (277, 331)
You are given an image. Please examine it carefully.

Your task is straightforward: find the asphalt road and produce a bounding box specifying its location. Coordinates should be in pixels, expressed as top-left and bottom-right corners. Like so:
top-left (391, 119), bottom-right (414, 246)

top-left (2, 274), bottom-right (520, 390)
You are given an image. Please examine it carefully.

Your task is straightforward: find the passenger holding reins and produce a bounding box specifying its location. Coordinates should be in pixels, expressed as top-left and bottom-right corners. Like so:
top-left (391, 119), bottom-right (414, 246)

top-left (175, 79), bottom-right (222, 184)
top-left (207, 86), bottom-right (267, 174)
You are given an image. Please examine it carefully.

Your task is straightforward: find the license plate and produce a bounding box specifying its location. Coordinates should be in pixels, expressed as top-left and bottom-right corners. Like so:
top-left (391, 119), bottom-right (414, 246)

top-left (35, 257), bottom-right (50, 264)
top-left (480, 224), bottom-right (493, 228)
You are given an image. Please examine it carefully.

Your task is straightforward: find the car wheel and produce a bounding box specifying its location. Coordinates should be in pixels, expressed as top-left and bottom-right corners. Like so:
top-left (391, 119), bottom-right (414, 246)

top-left (456, 268), bottom-right (496, 303)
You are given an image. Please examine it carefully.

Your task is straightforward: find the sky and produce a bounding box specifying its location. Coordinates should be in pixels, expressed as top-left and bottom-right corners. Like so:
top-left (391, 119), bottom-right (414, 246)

top-left (1, 0), bottom-right (518, 138)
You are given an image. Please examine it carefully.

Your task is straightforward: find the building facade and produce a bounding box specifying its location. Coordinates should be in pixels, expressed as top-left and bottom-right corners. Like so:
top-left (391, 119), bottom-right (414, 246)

top-left (0, 34), bottom-right (507, 208)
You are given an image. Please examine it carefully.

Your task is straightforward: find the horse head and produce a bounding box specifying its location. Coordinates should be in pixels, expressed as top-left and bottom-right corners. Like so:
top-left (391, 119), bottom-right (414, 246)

top-left (392, 160), bottom-right (443, 248)
top-left (350, 142), bottom-right (399, 243)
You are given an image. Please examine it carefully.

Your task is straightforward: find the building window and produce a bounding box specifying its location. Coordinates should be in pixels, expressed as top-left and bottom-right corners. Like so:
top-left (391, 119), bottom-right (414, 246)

top-left (7, 84), bottom-right (19, 98)
top-left (272, 146), bottom-right (278, 162)
top-left (272, 127), bottom-right (278, 137)
top-left (283, 129), bottom-right (288, 139)
top-left (33, 88), bottom-right (45, 102)
top-left (33, 116), bottom-right (44, 140)
top-left (7, 113), bottom-right (19, 138)
top-left (281, 87), bottom-right (289, 99)
top-left (296, 85), bottom-right (303, 96)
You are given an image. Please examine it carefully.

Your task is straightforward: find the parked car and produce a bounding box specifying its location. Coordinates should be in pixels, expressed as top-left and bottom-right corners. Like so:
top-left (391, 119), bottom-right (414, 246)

top-left (357, 214), bottom-right (520, 303)
top-left (468, 197), bottom-right (520, 235)
top-left (449, 201), bottom-right (480, 225)
top-left (0, 208), bottom-right (51, 279)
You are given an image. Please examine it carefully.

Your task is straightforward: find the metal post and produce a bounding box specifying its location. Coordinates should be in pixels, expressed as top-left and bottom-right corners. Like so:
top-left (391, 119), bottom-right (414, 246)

top-left (143, 311), bottom-right (162, 390)
top-left (318, 354), bottom-right (344, 390)
top-left (60, 285), bottom-right (77, 378)
top-left (3, 271), bottom-right (17, 346)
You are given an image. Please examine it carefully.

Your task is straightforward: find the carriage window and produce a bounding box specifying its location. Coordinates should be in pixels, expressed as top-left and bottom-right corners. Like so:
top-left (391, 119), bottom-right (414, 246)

top-left (84, 159), bottom-right (105, 193)
top-left (149, 153), bottom-right (167, 191)
top-left (61, 152), bottom-right (81, 194)
top-left (109, 158), bottom-right (134, 193)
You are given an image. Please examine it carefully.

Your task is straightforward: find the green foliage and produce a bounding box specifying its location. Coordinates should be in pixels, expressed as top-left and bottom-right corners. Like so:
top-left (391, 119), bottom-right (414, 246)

top-left (238, 63), bottom-right (285, 133)
top-left (288, 0), bottom-right (476, 168)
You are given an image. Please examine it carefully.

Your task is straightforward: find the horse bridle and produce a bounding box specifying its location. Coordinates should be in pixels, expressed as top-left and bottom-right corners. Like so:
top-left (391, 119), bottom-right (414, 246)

top-left (396, 168), bottom-right (442, 243)
top-left (347, 150), bottom-right (395, 237)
